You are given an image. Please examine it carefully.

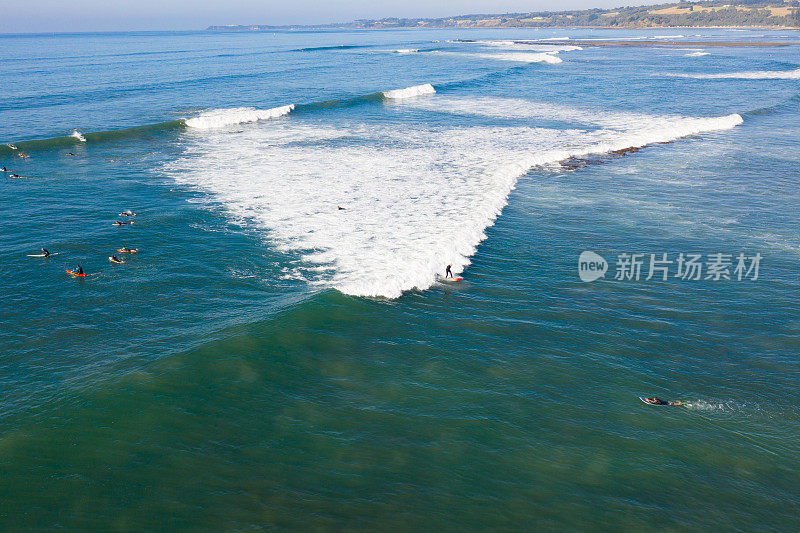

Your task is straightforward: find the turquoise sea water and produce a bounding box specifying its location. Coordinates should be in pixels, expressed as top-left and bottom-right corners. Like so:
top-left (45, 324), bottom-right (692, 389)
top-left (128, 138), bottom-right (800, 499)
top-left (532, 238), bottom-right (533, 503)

top-left (1, 28), bottom-right (799, 530)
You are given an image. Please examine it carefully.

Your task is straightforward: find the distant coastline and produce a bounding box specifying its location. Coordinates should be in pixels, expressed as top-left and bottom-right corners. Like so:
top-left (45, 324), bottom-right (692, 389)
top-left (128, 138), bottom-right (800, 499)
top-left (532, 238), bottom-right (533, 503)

top-left (208, 1), bottom-right (800, 32)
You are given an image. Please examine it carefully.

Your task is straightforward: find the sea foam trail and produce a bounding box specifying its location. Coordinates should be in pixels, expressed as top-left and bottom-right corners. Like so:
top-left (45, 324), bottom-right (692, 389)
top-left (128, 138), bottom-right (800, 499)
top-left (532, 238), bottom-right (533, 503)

top-left (71, 130), bottom-right (86, 142)
top-left (185, 105), bottom-right (295, 129)
top-left (382, 83), bottom-right (436, 99)
top-left (167, 97), bottom-right (742, 299)
top-left (668, 68), bottom-right (800, 79)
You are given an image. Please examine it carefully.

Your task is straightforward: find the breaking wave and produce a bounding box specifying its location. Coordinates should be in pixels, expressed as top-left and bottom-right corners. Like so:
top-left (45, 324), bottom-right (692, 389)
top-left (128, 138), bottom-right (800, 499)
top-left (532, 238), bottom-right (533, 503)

top-left (71, 130), bottom-right (86, 142)
top-left (166, 93), bottom-right (743, 299)
top-left (382, 84), bottom-right (436, 100)
top-left (668, 68), bottom-right (800, 79)
top-left (436, 51), bottom-right (564, 64)
top-left (185, 105), bottom-right (295, 129)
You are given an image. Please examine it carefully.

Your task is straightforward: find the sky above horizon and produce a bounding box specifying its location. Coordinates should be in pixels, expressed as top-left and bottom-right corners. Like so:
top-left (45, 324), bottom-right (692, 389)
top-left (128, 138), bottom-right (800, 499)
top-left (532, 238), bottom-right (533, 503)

top-left (1, 1), bottom-right (664, 33)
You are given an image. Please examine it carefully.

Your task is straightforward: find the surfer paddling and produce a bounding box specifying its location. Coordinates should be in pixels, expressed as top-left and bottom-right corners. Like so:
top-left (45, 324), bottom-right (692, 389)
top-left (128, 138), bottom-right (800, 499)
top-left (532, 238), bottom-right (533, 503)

top-left (641, 397), bottom-right (684, 406)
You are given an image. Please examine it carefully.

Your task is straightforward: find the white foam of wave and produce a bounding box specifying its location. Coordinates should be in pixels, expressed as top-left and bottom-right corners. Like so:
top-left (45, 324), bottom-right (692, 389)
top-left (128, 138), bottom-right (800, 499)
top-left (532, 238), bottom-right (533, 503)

top-left (394, 48), bottom-right (419, 54)
top-left (685, 51), bottom-right (710, 57)
top-left (469, 40), bottom-right (582, 52)
top-left (382, 83), bottom-right (436, 99)
top-left (440, 51), bottom-right (563, 64)
top-left (479, 52), bottom-right (563, 64)
top-left (71, 130), bottom-right (86, 142)
top-left (185, 105), bottom-right (295, 129)
top-left (395, 95), bottom-right (678, 130)
top-left (668, 68), bottom-right (800, 80)
top-left (167, 96), bottom-right (741, 299)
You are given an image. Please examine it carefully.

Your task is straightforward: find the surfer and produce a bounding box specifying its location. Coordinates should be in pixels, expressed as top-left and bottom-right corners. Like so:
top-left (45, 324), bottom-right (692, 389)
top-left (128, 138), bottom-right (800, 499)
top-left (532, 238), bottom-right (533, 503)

top-left (113, 220), bottom-right (132, 226)
top-left (67, 152), bottom-right (76, 157)
top-left (75, 265), bottom-right (84, 275)
top-left (119, 210), bottom-right (136, 216)
top-left (41, 248), bottom-right (50, 258)
top-left (642, 397), bottom-right (683, 406)
top-left (337, 205), bottom-right (345, 210)
top-left (110, 255), bottom-right (123, 263)
top-left (445, 264), bottom-right (453, 278)
top-left (1, 166), bottom-right (6, 172)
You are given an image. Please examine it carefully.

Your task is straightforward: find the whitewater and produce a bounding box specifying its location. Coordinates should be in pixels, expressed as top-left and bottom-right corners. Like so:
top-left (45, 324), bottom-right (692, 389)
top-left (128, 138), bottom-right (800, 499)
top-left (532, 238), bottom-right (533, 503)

top-left (168, 89), bottom-right (742, 298)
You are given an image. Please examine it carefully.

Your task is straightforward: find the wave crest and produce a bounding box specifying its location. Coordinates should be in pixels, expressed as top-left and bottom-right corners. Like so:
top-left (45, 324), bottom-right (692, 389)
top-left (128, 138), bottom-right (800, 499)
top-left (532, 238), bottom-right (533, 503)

top-left (185, 105), bottom-right (295, 129)
top-left (669, 68), bottom-right (800, 79)
top-left (382, 84), bottom-right (436, 100)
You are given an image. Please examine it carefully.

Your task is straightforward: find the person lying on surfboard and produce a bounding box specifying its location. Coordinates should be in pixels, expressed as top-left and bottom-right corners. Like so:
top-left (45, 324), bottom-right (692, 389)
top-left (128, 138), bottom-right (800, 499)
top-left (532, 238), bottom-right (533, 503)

top-left (642, 397), bottom-right (683, 406)
top-left (445, 264), bottom-right (453, 278)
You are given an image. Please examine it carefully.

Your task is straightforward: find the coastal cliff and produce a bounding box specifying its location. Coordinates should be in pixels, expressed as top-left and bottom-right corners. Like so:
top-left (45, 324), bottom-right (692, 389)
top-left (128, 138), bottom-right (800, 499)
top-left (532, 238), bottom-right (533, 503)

top-left (207, 1), bottom-right (800, 31)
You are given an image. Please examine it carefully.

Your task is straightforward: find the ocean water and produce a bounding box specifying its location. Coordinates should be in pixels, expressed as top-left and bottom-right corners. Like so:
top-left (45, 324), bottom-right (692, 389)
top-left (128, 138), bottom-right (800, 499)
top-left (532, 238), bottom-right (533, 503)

top-left (1, 28), bottom-right (799, 530)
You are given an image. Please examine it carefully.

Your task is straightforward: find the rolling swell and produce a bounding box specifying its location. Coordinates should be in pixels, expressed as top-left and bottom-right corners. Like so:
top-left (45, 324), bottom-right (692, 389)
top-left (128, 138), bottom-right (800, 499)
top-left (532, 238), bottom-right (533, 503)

top-left (0, 64), bottom-right (327, 113)
top-left (742, 92), bottom-right (800, 117)
top-left (0, 120), bottom-right (185, 154)
top-left (0, 84), bottom-right (436, 150)
top-left (293, 44), bottom-right (376, 52)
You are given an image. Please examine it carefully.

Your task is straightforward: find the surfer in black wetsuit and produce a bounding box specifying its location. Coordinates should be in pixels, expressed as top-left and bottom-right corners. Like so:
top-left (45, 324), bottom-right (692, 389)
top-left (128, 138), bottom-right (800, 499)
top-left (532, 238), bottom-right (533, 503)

top-left (645, 397), bottom-right (668, 405)
top-left (445, 264), bottom-right (453, 278)
top-left (41, 248), bottom-right (50, 258)
top-left (644, 397), bottom-right (683, 406)
top-left (1, 166), bottom-right (6, 172)
top-left (337, 205), bottom-right (345, 210)
top-left (76, 265), bottom-right (84, 275)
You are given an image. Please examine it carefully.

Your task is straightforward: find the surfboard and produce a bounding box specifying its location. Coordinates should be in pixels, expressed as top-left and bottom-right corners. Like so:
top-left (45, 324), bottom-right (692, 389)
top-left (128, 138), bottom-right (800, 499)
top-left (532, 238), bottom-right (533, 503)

top-left (108, 257), bottom-right (125, 264)
top-left (66, 269), bottom-right (86, 277)
top-left (442, 276), bottom-right (463, 282)
top-left (27, 253), bottom-right (59, 257)
top-left (117, 248), bottom-right (138, 253)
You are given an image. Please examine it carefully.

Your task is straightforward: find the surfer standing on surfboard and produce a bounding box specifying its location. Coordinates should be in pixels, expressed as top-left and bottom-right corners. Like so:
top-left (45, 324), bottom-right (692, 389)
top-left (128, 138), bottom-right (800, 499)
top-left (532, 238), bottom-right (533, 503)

top-left (445, 264), bottom-right (453, 278)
